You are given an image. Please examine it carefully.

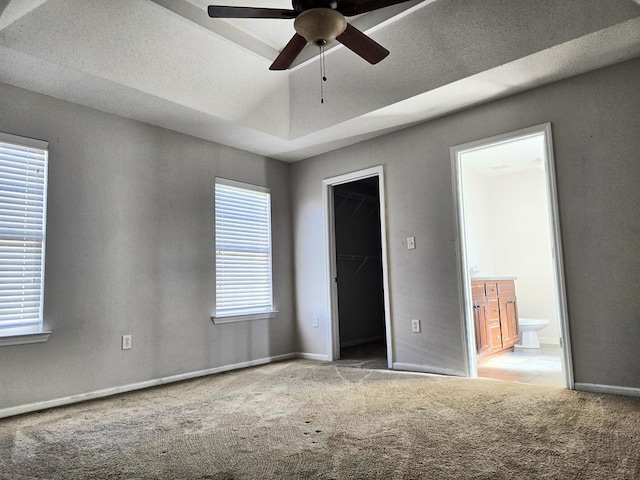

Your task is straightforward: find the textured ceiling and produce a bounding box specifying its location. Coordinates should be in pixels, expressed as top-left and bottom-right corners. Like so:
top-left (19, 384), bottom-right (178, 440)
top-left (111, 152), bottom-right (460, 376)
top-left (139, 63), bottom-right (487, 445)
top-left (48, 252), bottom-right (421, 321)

top-left (1, 0), bottom-right (639, 162)
top-left (463, 134), bottom-right (545, 177)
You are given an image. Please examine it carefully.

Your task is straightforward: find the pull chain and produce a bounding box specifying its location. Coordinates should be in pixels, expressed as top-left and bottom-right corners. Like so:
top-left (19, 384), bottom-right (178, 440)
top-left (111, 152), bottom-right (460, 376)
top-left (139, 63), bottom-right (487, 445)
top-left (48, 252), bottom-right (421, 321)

top-left (319, 44), bottom-right (327, 104)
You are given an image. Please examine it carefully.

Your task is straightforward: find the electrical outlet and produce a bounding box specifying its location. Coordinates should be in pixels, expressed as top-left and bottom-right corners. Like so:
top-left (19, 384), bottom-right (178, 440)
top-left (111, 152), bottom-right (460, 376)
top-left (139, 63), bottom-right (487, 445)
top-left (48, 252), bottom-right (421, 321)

top-left (312, 316), bottom-right (319, 328)
top-left (407, 236), bottom-right (416, 250)
top-left (411, 319), bottom-right (421, 333)
top-left (122, 334), bottom-right (132, 350)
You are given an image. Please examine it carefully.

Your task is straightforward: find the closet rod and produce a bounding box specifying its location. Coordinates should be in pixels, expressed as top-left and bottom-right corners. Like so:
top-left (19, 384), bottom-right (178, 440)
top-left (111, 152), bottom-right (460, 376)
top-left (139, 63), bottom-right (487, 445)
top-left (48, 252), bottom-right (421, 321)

top-left (336, 254), bottom-right (381, 276)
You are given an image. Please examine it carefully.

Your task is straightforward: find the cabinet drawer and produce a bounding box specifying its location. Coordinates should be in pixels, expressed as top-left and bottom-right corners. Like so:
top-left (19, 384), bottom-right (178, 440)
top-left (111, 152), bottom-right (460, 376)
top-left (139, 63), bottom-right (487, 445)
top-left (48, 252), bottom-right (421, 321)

top-left (471, 282), bottom-right (486, 298)
top-left (497, 280), bottom-right (515, 296)
top-left (489, 324), bottom-right (503, 350)
top-left (487, 298), bottom-right (500, 322)
top-left (485, 282), bottom-right (498, 297)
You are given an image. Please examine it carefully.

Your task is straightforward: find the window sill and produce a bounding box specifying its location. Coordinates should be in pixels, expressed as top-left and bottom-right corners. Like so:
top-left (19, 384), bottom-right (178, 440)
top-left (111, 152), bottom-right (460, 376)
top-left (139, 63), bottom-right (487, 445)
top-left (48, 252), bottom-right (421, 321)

top-left (0, 331), bottom-right (52, 347)
top-left (211, 311), bottom-right (278, 324)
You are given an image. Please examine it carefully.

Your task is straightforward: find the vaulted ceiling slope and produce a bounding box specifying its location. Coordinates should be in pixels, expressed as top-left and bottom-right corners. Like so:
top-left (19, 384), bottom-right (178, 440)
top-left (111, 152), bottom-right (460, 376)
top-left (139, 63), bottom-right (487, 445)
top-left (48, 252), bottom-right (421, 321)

top-left (1, 0), bottom-right (639, 161)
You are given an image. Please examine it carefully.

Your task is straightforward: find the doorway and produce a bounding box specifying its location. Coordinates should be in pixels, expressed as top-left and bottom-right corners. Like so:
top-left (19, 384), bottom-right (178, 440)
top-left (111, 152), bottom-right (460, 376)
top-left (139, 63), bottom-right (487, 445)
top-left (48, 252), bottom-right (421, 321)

top-left (323, 166), bottom-right (393, 368)
top-left (452, 124), bottom-right (573, 388)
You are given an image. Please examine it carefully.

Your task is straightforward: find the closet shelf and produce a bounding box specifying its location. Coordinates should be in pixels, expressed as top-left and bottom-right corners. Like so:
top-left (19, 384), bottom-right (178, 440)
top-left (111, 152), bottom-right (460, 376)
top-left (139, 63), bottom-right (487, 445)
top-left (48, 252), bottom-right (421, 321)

top-left (334, 188), bottom-right (379, 220)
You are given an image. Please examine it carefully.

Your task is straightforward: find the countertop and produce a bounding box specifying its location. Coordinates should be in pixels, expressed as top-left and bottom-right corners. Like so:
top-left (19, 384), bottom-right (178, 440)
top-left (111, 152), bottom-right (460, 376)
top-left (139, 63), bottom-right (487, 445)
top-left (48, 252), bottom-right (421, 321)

top-left (471, 276), bottom-right (517, 281)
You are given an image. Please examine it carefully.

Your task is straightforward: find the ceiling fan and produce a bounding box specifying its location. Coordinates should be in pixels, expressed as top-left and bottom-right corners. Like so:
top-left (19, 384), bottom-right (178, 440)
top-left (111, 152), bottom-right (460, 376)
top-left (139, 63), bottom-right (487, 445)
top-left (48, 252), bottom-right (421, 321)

top-left (208, 0), bottom-right (413, 70)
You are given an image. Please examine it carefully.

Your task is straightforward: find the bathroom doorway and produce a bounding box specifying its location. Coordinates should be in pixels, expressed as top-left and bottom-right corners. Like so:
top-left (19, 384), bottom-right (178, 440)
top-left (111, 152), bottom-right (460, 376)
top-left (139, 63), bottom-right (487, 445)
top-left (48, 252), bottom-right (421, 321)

top-left (323, 166), bottom-right (393, 368)
top-left (451, 124), bottom-right (573, 388)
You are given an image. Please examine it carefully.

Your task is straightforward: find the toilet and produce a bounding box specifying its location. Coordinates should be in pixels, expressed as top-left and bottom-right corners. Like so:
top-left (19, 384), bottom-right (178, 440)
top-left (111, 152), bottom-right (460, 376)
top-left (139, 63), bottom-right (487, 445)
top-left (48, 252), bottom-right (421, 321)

top-left (517, 317), bottom-right (550, 348)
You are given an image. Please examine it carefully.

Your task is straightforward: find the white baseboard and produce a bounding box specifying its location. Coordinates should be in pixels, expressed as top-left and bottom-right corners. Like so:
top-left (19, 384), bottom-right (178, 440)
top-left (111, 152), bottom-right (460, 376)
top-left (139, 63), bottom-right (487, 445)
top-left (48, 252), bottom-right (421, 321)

top-left (393, 362), bottom-right (467, 377)
top-left (539, 336), bottom-right (560, 345)
top-left (296, 352), bottom-right (330, 361)
top-left (0, 353), bottom-right (296, 419)
top-left (0, 352), bottom-right (507, 419)
top-left (574, 382), bottom-right (640, 398)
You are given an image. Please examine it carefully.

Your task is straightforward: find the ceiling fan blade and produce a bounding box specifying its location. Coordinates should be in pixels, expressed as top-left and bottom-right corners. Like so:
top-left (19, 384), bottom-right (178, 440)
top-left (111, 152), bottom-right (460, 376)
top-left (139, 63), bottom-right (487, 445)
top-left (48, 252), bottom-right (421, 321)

top-left (336, 23), bottom-right (389, 64)
top-left (269, 33), bottom-right (308, 70)
top-left (208, 6), bottom-right (296, 19)
top-left (337, 0), bottom-right (414, 16)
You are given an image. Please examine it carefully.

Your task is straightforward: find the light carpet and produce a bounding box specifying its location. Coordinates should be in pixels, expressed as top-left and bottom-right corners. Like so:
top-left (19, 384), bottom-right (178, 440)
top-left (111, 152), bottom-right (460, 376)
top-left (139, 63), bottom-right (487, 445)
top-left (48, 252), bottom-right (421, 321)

top-left (1, 360), bottom-right (639, 479)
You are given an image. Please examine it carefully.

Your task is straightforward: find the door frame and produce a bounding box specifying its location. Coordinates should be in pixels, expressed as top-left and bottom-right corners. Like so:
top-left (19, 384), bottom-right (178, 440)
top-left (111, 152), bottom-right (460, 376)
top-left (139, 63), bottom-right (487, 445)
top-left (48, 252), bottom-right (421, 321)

top-left (450, 123), bottom-right (574, 388)
top-left (323, 165), bottom-right (394, 368)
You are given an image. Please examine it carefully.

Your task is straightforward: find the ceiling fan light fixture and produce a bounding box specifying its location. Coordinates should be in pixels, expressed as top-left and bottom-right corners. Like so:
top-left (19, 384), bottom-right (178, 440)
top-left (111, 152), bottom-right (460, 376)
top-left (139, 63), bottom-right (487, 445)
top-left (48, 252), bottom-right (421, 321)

top-left (208, 0), bottom-right (403, 70)
top-left (294, 8), bottom-right (347, 46)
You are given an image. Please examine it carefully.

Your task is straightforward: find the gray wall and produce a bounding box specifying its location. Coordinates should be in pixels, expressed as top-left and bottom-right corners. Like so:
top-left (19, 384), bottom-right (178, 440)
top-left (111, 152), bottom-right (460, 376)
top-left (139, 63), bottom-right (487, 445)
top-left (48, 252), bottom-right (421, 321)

top-left (2, 57), bottom-right (639, 414)
top-left (291, 58), bottom-right (640, 388)
top-left (0, 83), bottom-right (295, 410)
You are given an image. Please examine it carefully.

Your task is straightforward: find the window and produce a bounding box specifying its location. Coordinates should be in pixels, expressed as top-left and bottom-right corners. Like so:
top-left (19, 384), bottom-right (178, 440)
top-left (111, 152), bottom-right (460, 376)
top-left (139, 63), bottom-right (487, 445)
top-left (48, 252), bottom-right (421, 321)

top-left (213, 178), bottom-right (276, 323)
top-left (0, 132), bottom-right (50, 345)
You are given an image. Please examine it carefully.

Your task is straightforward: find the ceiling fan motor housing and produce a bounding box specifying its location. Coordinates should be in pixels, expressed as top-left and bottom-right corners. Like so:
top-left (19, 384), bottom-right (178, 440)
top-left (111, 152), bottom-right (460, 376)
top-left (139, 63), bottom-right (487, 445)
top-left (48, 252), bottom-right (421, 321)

top-left (293, 0), bottom-right (339, 13)
top-left (294, 8), bottom-right (347, 45)
top-left (208, 0), bottom-right (400, 69)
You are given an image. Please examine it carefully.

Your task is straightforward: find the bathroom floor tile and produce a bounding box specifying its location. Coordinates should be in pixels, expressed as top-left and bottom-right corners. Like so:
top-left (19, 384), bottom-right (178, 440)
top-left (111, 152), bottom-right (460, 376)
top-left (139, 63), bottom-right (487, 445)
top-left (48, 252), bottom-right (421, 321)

top-left (478, 345), bottom-right (564, 386)
top-left (477, 366), bottom-right (510, 376)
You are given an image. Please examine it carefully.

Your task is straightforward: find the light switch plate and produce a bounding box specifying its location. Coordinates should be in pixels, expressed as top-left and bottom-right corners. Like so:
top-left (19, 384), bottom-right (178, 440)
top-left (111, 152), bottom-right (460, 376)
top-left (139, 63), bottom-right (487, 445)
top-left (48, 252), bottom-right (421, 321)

top-left (407, 236), bottom-right (416, 250)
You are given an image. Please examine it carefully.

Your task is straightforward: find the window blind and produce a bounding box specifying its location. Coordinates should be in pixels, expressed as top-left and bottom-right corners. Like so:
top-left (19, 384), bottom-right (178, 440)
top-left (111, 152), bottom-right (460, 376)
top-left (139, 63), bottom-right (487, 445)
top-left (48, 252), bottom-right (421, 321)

top-left (0, 134), bottom-right (48, 336)
top-left (215, 179), bottom-right (273, 317)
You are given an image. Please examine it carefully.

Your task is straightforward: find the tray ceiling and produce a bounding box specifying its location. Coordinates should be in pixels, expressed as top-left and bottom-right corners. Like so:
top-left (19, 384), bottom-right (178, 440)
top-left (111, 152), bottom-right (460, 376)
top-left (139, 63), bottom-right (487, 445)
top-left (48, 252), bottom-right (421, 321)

top-left (1, 0), bottom-right (639, 161)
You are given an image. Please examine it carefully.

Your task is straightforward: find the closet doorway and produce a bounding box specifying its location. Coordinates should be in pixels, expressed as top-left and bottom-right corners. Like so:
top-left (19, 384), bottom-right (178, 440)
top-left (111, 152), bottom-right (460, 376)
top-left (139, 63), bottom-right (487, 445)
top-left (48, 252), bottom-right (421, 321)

top-left (323, 166), bottom-right (393, 368)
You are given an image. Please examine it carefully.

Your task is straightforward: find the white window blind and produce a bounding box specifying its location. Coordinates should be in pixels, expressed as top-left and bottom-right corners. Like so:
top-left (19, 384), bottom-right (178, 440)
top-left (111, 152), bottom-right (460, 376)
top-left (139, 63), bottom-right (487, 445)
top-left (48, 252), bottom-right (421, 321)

top-left (0, 133), bottom-right (48, 337)
top-left (215, 179), bottom-right (273, 318)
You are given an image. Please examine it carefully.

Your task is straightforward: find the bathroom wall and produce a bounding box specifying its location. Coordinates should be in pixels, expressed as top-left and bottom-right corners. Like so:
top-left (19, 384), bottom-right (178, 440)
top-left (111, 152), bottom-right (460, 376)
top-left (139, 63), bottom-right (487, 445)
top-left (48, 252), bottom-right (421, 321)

top-left (461, 167), bottom-right (495, 275)
top-left (463, 165), bottom-right (560, 343)
top-left (488, 169), bottom-right (559, 343)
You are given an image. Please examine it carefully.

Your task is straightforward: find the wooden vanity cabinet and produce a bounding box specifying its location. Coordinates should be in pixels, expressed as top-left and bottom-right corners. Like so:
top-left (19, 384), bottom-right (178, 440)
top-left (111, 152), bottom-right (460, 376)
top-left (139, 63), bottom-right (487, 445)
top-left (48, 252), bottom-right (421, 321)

top-left (471, 278), bottom-right (520, 357)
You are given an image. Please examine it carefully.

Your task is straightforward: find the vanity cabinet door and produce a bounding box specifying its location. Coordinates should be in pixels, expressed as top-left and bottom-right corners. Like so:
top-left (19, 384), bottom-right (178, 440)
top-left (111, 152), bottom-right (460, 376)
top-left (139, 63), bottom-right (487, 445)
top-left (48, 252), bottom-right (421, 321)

top-left (500, 296), bottom-right (520, 347)
top-left (473, 297), bottom-right (491, 355)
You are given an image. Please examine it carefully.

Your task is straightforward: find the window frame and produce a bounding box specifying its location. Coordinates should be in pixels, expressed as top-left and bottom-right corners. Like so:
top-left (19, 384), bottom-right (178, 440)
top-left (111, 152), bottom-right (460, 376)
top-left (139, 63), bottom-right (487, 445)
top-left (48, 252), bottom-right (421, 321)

top-left (0, 131), bottom-right (51, 346)
top-left (212, 177), bottom-right (277, 324)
